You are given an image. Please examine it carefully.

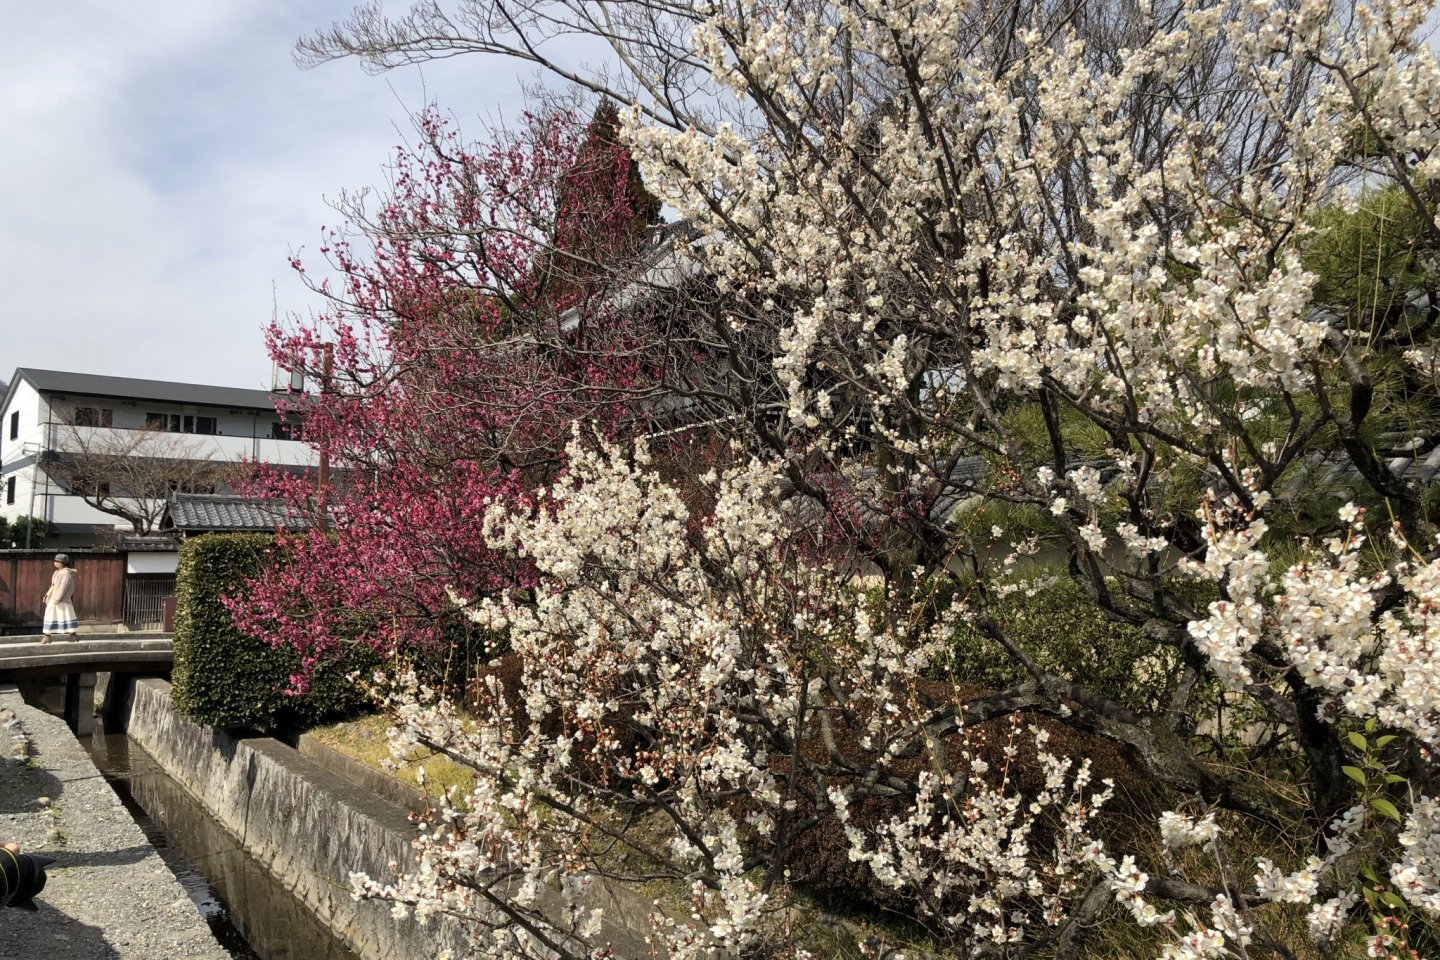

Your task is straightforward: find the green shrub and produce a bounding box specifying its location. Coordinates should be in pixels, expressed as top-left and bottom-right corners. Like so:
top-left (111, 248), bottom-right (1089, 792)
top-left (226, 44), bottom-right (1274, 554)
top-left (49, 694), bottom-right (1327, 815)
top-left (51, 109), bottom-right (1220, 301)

top-left (949, 577), bottom-right (1183, 712)
top-left (855, 574), bottom-right (1183, 710)
top-left (408, 605), bottom-right (510, 701)
top-left (1, 516), bottom-right (51, 549)
top-left (171, 534), bottom-right (370, 730)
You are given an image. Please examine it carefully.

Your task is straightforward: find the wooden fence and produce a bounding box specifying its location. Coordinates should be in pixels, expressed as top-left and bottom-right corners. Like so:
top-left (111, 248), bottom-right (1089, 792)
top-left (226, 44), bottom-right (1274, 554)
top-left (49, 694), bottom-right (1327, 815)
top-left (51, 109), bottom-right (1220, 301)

top-left (0, 551), bottom-right (127, 628)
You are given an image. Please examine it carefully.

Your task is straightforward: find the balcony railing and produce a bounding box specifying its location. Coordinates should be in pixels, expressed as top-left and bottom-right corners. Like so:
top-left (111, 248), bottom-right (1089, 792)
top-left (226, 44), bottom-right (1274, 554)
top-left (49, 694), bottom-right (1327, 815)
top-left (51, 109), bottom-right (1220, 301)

top-left (45, 425), bottom-right (315, 468)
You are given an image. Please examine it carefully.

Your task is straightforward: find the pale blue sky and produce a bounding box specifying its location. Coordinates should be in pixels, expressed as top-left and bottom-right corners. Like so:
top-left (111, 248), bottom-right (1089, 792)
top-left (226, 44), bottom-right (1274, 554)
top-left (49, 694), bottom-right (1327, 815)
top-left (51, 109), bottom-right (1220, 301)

top-left (0, 1), bottom-right (538, 389)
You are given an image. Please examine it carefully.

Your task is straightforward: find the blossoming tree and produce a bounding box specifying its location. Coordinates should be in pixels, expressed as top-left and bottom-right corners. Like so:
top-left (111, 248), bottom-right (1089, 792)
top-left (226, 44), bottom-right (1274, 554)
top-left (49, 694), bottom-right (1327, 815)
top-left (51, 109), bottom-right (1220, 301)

top-left (289, 0), bottom-right (1440, 957)
top-left (234, 103), bottom-right (665, 683)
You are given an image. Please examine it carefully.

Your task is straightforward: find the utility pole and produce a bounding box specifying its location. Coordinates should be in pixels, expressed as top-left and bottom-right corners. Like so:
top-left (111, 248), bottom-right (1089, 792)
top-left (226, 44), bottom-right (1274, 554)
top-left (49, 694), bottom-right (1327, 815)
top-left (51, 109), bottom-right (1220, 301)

top-left (315, 344), bottom-right (333, 534)
top-left (23, 441), bottom-right (40, 549)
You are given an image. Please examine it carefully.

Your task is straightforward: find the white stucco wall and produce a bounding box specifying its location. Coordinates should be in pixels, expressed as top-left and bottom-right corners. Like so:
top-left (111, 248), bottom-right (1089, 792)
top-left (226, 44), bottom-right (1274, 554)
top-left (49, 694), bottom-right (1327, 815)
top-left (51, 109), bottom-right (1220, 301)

top-left (126, 552), bottom-right (180, 575)
top-left (47, 397), bottom-right (308, 457)
top-left (1, 379), bottom-right (46, 460)
top-left (0, 380), bottom-right (49, 530)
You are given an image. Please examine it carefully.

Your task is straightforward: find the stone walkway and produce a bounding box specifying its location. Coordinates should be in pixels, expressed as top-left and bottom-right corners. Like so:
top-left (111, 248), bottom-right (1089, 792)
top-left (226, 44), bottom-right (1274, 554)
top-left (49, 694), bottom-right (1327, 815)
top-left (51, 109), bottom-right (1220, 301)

top-left (0, 683), bottom-right (229, 959)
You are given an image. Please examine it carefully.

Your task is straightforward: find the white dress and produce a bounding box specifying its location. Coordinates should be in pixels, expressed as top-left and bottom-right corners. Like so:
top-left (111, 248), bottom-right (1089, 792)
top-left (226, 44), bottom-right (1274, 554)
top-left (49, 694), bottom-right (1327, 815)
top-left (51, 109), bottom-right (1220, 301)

top-left (43, 567), bottom-right (77, 635)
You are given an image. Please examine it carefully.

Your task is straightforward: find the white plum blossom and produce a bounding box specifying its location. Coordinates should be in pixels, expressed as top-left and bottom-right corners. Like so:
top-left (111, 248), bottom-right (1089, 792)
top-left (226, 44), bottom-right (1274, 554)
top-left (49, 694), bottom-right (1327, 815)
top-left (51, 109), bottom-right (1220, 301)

top-left (309, 0), bottom-right (1440, 954)
top-left (1308, 892), bottom-right (1359, 941)
top-left (1158, 812), bottom-right (1222, 851)
top-left (1393, 797), bottom-right (1440, 915)
top-left (1254, 856), bottom-right (1323, 905)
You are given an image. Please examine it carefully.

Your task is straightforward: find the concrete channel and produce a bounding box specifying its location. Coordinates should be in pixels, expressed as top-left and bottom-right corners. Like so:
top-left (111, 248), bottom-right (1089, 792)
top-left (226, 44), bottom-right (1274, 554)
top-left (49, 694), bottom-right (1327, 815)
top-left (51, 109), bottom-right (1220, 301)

top-left (1, 674), bottom-right (470, 960)
top-left (0, 682), bottom-right (232, 960)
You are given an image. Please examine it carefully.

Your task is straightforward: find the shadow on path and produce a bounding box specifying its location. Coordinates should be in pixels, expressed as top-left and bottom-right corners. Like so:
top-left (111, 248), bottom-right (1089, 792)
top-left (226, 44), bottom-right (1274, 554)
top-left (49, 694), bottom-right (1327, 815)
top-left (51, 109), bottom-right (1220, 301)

top-left (3, 900), bottom-right (123, 960)
top-left (41, 844), bottom-right (153, 870)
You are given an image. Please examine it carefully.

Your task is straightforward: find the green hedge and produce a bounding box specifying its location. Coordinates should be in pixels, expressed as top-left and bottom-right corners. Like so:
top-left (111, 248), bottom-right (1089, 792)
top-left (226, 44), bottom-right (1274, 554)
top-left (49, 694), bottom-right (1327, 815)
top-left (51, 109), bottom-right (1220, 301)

top-left (948, 577), bottom-right (1188, 712)
top-left (171, 534), bottom-right (368, 730)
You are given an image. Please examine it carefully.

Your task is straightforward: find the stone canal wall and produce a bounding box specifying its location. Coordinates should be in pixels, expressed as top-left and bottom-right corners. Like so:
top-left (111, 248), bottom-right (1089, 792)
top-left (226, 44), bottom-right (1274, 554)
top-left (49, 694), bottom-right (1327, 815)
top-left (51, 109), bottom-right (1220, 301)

top-left (121, 677), bottom-right (470, 960)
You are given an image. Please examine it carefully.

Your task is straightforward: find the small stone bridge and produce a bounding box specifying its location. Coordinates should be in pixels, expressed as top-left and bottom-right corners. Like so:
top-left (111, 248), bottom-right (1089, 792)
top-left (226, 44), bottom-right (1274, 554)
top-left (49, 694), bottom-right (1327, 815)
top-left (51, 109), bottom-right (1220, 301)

top-left (0, 633), bottom-right (173, 733)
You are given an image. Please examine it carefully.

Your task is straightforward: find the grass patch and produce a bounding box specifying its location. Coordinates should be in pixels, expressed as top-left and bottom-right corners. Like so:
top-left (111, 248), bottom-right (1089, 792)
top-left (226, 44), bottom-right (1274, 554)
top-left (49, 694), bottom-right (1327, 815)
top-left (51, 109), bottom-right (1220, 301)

top-left (307, 712), bottom-right (477, 803)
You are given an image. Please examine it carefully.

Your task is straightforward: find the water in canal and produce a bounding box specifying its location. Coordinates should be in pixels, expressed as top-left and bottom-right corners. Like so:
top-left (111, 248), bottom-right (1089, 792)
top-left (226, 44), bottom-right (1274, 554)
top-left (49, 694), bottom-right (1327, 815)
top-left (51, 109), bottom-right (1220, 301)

top-left (88, 722), bottom-right (363, 960)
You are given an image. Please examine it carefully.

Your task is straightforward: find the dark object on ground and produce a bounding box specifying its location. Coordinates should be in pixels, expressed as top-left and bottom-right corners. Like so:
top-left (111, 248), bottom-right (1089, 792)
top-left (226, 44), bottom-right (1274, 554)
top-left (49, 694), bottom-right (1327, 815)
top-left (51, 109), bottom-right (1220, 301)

top-left (0, 847), bottom-right (54, 911)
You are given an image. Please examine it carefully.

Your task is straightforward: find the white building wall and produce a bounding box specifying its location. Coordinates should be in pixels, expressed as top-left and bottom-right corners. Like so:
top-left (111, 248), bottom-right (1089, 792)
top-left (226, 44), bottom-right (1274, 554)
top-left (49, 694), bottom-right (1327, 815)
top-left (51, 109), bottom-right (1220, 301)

top-left (0, 468), bottom-right (47, 536)
top-left (2, 380), bottom-right (47, 461)
top-left (126, 552), bottom-right (179, 575)
top-left (0, 380), bottom-right (50, 532)
top-left (53, 425), bottom-right (313, 470)
top-left (45, 397), bottom-right (304, 453)
top-left (1, 376), bottom-right (315, 545)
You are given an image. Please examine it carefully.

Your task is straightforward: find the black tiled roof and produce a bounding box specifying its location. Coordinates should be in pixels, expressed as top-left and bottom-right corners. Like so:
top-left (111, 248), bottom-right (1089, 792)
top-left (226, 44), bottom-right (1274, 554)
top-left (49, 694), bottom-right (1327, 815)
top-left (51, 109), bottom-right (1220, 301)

top-left (167, 493), bottom-right (308, 532)
top-left (117, 536), bottom-right (181, 552)
top-left (8, 368), bottom-right (285, 412)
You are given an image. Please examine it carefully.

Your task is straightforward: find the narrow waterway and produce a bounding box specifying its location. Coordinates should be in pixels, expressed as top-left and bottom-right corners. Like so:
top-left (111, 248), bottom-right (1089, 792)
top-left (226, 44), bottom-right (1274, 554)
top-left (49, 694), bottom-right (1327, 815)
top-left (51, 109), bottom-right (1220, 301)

top-left (88, 722), bottom-right (363, 960)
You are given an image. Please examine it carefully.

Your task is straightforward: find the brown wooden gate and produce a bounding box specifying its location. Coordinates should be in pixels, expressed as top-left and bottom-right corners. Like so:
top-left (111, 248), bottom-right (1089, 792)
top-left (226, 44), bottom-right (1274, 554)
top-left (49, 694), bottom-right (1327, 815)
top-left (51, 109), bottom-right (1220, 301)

top-left (0, 551), bottom-right (126, 628)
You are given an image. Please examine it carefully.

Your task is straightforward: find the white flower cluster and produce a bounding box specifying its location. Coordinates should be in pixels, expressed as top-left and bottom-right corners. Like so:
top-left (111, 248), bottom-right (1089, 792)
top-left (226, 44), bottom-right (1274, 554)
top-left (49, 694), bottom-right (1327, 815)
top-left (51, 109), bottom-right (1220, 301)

top-left (356, 436), bottom-right (1117, 958)
top-left (1187, 496), bottom-right (1440, 756)
top-left (832, 725), bottom-right (1114, 948)
top-left (1105, 793), bottom-right (1371, 955)
top-left (1393, 796), bottom-right (1440, 915)
top-left (1157, 811), bottom-right (1221, 851)
top-left (1253, 856), bottom-right (1323, 905)
top-left (622, 0), bottom-right (1396, 451)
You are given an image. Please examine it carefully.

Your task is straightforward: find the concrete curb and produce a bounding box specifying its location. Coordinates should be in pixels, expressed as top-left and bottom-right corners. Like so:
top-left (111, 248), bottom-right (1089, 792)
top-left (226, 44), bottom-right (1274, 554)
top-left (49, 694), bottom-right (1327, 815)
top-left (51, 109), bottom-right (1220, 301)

top-left (293, 732), bottom-right (427, 815)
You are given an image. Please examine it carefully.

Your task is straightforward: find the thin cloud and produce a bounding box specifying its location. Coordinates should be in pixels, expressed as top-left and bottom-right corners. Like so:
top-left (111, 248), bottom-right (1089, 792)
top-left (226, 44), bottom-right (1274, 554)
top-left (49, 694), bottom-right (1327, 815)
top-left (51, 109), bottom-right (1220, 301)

top-left (0, 1), bottom-right (529, 390)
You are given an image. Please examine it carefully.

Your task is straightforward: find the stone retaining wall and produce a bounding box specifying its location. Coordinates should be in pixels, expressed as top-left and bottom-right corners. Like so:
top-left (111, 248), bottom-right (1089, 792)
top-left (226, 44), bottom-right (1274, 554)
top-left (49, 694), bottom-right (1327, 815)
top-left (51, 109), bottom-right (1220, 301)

top-left (294, 731), bottom-right (427, 814)
top-left (121, 677), bottom-right (470, 960)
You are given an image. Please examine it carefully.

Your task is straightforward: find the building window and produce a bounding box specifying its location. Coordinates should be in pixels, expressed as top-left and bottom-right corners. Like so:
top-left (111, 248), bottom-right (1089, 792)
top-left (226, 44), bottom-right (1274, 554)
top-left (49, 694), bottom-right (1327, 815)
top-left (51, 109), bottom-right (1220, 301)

top-left (4, 477), bottom-right (14, 506)
top-left (271, 421), bottom-right (303, 441)
top-left (8, 411), bottom-right (16, 440)
top-left (146, 413), bottom-right (217, 435)
top-left (72, 407), bottom-right (113, 427)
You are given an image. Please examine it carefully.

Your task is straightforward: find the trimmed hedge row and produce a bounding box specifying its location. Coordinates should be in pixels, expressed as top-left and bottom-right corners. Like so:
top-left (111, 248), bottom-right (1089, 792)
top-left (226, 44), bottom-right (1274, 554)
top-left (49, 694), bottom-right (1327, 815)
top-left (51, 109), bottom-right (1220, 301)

top-left (171, 534), bottom-right (369, 730)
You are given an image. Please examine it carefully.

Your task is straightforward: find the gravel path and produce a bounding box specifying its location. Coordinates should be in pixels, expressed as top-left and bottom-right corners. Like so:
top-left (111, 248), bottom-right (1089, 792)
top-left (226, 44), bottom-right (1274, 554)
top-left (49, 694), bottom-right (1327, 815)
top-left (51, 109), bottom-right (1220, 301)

top-left (0, 683), bottom-right (230, 960)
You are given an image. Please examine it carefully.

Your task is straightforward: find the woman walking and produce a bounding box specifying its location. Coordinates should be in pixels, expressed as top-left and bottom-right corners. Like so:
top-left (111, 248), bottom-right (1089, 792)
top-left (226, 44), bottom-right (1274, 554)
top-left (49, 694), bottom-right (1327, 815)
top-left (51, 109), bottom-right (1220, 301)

top-left (41, 554), bottom-right (78, 642)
